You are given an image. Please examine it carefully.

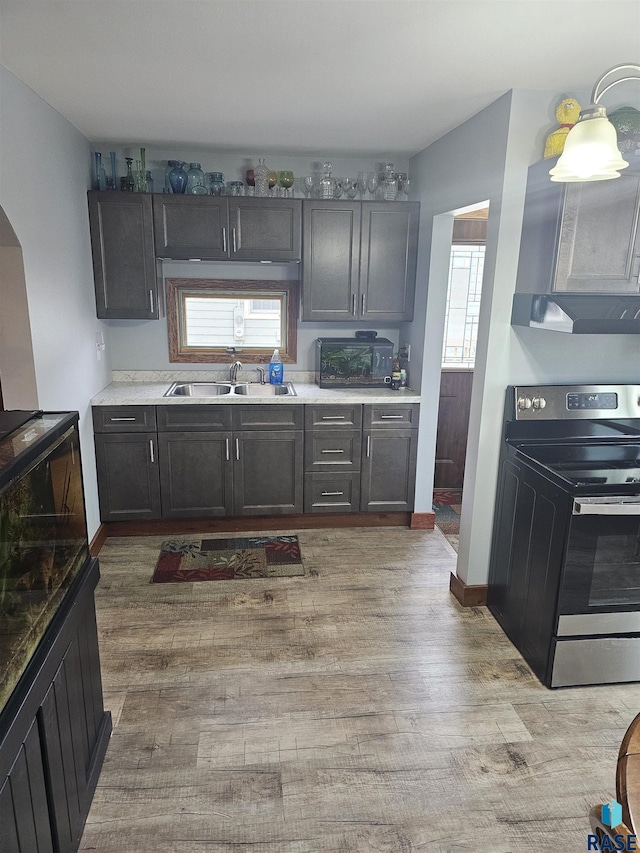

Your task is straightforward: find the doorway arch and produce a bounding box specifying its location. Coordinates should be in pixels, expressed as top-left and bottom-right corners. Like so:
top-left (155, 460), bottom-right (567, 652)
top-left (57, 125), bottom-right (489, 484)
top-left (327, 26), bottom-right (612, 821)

top-left (0, 205), bottom-right (38, 409)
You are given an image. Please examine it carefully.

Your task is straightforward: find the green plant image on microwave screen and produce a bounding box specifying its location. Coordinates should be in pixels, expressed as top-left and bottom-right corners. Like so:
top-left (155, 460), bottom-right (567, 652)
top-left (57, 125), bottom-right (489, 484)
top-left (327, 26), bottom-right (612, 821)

top-left (322, 348), bottom-right (373, 379)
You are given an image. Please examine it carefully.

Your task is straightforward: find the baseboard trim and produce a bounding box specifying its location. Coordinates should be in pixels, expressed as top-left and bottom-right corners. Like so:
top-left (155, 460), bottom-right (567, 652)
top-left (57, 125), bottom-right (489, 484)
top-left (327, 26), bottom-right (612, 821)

top-left (410, 512), bottom-right (435, 529)
top-left (89, 524), bottom-right (108, 556)
top-left (449, 572), bottom-right (488, 607)
top-left (99, 512), bottom-right (411, 538)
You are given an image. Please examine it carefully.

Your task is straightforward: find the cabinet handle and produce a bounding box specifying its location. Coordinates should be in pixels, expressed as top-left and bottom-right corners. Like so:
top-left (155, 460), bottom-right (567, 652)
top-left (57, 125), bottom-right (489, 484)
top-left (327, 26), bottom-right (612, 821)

top-left (352, 293), bottom-right (356, 316)
top-left (222, 227), bottom-right (227, 253)
top-left (109, 417), bottom-right (136, 421)
top-left (321, 449), bottom-right (345, 454)
top-left (361, 294), bottom-right (366, 315)
top-left (235, 438), bottom-right (240, 461)
top-left (225, 438), bottom-right (230, 461)
top-left (380, 414), bottom-right (405, 419)
top-left (366, 435), bottom-right (371, 457)
top-left (321, 415), bottom-right (346, 420)
top-left (232, 227), bottom-right (237, 253)
top-left (149, 439), bottom-right (155, 463)
top-left (149, 289), bottom-right (154, 314)
top-left (321, 491), bottom-right (344, 497)
top-left (71, 441), bottom-right (75, 466)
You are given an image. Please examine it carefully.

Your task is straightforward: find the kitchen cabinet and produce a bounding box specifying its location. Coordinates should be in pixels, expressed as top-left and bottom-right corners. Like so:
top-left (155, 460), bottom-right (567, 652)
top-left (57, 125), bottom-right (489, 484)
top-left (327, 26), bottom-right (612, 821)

top-left (92, 401), bottom-right (418, 522)
top-left (153, 195), bottom-right (302, 261)
top-left (88, 191), bottom-right (159, 319)
top-left (304, 404), bottom-right (362, 513)
top-left (360, 404), bottom-right (419, 512)
top-left (516, 157), bottom-right (640, 294)
top-left (301, 200), bottom-right (420, 322)
top-left (92, 406), bottom-right (161, 522)
top-left (155, 404), bottom-right (303, 518)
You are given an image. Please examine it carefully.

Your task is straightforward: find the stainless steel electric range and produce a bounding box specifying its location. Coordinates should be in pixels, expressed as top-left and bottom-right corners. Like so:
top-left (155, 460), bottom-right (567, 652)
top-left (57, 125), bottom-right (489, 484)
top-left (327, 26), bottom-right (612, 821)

top-left (488, 384), bottom-right (640, 688)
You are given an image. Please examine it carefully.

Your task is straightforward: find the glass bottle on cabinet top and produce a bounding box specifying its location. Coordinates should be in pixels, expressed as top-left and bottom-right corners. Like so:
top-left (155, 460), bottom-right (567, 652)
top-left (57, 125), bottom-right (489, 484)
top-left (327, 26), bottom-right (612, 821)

top-left (94, 152), bottom-right (107, 191)
top-left (254, 158), bottom-right (270, 197)
top-left (124, 157), bottom-right (135, 192)
top-left (319, 162), bottom-right (335, 199)
top-left (383, 162), bottom-right (398, 201)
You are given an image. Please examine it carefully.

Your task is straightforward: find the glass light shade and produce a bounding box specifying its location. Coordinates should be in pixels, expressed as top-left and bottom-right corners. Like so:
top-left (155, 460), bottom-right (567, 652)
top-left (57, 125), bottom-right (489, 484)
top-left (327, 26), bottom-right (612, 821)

top-left (550, 107), bottom-right (629, 181)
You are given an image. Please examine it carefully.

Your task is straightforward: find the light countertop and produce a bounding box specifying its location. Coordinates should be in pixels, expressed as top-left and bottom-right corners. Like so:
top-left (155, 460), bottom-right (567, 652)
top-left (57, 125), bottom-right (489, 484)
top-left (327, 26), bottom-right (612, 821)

top-left (91, 373), bottom-right (420, 406)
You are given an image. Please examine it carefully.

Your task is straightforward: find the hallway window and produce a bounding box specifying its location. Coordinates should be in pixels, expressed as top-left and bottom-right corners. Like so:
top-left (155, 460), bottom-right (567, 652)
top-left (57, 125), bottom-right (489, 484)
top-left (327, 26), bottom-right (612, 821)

top-left (441, 243), bottom-right (485, 367)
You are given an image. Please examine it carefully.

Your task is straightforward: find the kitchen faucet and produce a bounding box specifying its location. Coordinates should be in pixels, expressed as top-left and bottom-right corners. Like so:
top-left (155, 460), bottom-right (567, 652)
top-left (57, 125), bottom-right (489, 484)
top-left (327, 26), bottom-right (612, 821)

top-left (229, 360), bottom-right (242, 384)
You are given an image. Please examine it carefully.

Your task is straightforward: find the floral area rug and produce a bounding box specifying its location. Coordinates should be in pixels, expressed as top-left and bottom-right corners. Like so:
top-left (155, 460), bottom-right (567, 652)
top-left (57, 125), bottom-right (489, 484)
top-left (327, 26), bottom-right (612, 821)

top-left (151, 536), bottom-right (304, 583)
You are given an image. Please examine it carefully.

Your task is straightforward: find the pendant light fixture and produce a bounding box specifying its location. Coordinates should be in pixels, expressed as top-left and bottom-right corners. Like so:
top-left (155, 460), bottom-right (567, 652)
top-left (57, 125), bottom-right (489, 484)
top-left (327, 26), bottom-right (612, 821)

top-left (549, 63), bottom-right (640, 182)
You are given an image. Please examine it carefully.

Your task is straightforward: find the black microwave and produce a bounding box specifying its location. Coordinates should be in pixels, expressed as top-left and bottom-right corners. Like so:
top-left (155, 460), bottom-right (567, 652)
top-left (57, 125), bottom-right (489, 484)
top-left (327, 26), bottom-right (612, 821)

top-left (315, 337), bottom-right (394, 388)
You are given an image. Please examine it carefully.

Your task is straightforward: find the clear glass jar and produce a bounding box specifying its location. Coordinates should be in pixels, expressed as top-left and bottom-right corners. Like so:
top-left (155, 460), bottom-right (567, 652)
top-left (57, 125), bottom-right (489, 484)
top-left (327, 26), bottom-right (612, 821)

top-left (383, 162), bottom-right (398, 201)
top-left (208, 172), bottom-right (225, 196)
top-left (186, 163), bottom-right (206, 194)
top-left (226, 181), bottom-right (244, 196)
top-left (319, 162), bottom-right (335, 200)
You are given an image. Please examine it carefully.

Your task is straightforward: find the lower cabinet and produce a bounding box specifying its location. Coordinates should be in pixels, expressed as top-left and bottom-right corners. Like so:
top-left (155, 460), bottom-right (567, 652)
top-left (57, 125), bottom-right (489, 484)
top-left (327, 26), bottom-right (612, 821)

top-left (93, 432), bottom-right (161, 521)
top-left (93, 401), bottom-right (418, 521)
top-left (0, 559), bottom-right (111, 853)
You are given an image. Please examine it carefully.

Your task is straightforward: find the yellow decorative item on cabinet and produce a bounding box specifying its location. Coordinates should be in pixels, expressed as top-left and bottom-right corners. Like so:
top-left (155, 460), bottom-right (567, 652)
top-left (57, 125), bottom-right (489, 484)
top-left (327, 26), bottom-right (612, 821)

top-left (544, 97), bottom-right (582, 158)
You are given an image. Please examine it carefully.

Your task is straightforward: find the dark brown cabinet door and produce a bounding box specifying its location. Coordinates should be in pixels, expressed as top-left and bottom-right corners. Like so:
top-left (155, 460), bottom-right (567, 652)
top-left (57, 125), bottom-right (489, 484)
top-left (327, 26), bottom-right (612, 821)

top-left (516, 157), bottom-right (640, 294)
top-left (360, 428), bottom-right (417, 512)
top-left (233, 430), bottom-right (303, 515)
top-left (229, 198), bottom-right (301, 260)
top-left (360, 202), bottom-right (419, 321)
top-left (158, 431), bottom-right (233, 518)
top-left (434, 370), bottom-right (473, 489)
top-left (88, 192), bottom-right (158, 319)
top-left (94, 433), bottom-right (161, 521)
top-left (302, 201), bottom-right (361, 320)
top-left (153, 195), bottom-right (228, 259)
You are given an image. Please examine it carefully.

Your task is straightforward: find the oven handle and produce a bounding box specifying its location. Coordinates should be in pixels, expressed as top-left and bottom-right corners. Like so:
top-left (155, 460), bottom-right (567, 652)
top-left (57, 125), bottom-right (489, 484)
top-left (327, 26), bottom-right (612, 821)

top-left (573, 497), bottom-right (640, 515)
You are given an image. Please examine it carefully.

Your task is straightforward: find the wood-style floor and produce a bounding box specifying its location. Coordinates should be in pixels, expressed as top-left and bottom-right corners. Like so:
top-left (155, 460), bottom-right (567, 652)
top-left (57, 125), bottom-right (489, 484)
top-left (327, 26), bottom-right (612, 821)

top-left (80, 526), bottom-right (640, 852)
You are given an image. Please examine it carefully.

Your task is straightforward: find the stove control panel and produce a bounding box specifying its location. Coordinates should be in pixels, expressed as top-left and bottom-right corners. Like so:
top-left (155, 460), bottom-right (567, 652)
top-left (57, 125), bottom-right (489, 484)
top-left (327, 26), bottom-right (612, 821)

top-left (567, 392), bottom-right (618, 410)
top-left (512, 385), bottom-right (640, 420)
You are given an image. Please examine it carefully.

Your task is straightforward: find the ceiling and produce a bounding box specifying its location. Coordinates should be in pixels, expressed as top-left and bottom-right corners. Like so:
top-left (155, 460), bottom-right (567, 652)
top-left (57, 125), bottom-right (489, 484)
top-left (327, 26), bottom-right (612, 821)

top-left (1, 0), bottom-right (639, 157)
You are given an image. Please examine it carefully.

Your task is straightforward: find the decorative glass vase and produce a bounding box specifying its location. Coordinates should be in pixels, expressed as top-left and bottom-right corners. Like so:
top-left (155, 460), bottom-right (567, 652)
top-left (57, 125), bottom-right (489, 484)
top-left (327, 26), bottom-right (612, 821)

top-left (254, 158), bottom-right (270, 197)
top-left (186, 163), bottom-right (206, 194)
top-left (94, 152), bottom-right (107, 191)
top-left (319, 163), bottom-right (335, 199)
top-left (109, 152), bottom-right (117, 191)
top-left (124, 157), bottom-right (135, 192)
top-left (383, 163), bottom-right (398, 201)
top-left (168, 160), bottom-right (188, 194)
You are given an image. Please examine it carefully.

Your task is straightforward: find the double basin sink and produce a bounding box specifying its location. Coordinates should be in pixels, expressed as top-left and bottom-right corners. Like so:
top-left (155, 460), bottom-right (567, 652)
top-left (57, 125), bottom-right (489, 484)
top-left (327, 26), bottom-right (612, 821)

top-left (165, 381), bottom-right (296, 398)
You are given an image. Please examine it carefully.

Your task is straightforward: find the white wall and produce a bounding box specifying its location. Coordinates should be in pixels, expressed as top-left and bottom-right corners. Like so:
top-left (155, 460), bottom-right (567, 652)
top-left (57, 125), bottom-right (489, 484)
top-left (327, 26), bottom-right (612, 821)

top-left (0, 64), bottom-right (111, 538)
top-left (409, 88), bottom-right (640, 587)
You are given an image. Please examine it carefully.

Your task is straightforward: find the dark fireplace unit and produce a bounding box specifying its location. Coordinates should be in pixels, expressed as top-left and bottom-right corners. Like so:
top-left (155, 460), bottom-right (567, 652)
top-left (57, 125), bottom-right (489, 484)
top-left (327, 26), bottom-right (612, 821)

top-left (0, 410), bottom-right (111, 852)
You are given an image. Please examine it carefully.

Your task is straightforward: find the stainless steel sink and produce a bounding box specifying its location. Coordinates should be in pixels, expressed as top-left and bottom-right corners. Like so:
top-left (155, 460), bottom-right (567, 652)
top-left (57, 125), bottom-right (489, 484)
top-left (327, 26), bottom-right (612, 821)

top-left (233, 383), bottom-right (296, 396)
top-left (164, 382), bottom-right (234, 397)
top-left (164, 381), bottom-right (296, 397)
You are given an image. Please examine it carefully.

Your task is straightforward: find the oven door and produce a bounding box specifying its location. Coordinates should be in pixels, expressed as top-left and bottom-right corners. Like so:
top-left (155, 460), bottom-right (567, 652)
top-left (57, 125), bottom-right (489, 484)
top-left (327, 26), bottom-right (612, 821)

top-left (557, 496), bottom-right (640, 635)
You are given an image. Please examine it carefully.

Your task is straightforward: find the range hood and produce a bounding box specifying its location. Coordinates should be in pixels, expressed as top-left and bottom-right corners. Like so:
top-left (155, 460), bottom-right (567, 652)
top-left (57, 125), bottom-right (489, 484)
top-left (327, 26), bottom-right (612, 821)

top-left (512, 294), bottom-right (640, 334)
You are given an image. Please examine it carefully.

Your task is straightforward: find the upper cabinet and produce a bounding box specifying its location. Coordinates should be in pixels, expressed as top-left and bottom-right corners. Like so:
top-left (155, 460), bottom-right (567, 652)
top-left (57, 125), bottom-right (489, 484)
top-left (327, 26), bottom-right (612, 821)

top-left (301, 200), bottom-right (420, 322)
top-left (152, 196), bottom-right (301, 261)
top-left (88, 191), bottom-right (159, 319)
top-left (516, 158), bottom-right (640, 295)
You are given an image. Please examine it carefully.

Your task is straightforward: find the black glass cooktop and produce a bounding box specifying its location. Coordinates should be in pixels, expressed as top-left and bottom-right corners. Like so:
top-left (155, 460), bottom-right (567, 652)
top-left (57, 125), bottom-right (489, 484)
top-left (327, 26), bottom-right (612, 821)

top-left (516, 442), bottom-right (640, 487)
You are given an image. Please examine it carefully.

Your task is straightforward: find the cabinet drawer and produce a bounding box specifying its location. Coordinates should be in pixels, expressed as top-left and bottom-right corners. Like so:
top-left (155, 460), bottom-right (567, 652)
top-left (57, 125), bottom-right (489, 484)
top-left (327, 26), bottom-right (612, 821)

top-left (232, 405), bottom-right (303, 431)
top-left (304, 472), bottom-right (360, 513)
top-left (364, 404), bottom-right (419, 429)
top-left (92, 406), bottom-right (156, 433)
top-left (304, 431), bottom-right (361, 472)
top-left (304, 404), bottom-right (362, 430)
top-left (156, 405), bottom-right (232, 432)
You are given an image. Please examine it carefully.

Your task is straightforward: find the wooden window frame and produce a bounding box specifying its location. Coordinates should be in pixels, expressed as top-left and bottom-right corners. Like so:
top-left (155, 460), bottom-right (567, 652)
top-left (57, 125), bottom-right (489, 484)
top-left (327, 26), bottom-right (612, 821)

top-left (166, 278), bottom-right (298, 364)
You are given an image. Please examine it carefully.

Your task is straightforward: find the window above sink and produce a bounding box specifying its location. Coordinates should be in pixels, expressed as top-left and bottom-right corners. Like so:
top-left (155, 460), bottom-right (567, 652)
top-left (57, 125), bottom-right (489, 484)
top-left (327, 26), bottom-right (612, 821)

top-left (166, 278), bottom-right (298, 364)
